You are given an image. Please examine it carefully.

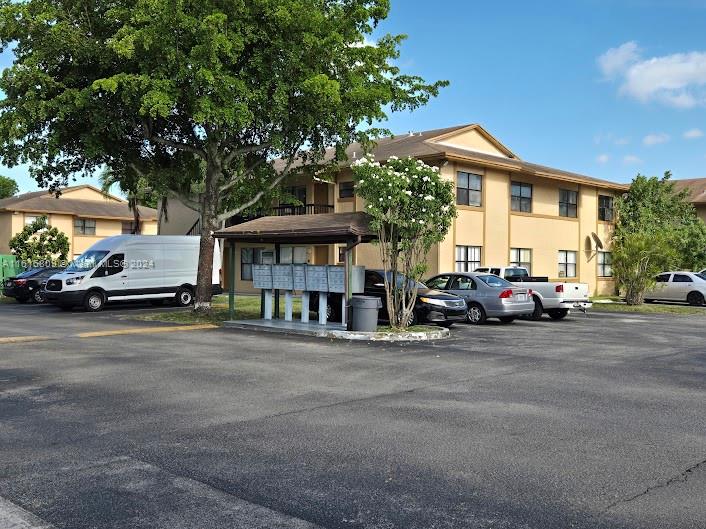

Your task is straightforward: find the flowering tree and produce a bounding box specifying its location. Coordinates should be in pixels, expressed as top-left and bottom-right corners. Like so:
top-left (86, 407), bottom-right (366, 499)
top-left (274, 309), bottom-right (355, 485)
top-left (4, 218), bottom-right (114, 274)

top-left (9, 216), bottom-right (69, 267)
top-left (352, 156), bottom-right (456, 328)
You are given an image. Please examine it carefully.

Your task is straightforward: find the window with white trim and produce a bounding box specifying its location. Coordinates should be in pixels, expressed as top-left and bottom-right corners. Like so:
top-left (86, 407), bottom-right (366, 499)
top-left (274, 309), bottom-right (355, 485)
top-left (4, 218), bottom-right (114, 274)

top-left (510, 248), bottom-right (532, 274)
top-left (558, 250), bottom-right (577, 278)
top-left (597, 251), bottom-right (613, 277)
top-left (455, 245), bottom-right (481, 272)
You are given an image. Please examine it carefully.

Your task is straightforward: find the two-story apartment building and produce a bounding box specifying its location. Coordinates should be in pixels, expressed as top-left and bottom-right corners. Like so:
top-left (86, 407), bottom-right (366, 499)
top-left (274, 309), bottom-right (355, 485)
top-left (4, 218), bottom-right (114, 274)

top-left (167, 124), bottom-right (628, 296)
top-left (0, 185), bottom-right (158, 258)
top-left (673, 178), bottom-right (706, 224)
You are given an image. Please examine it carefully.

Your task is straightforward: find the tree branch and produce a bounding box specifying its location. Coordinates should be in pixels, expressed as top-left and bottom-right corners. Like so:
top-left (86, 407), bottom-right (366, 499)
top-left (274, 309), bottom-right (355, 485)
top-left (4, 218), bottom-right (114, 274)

top-left (217, 157), bottom-right (296, 221)
top-left (142, 120), bottom-right (207, 159)
top-left (218, 158), bottom-right (267, 193)
top-left (223, 141), bottom-right (272, 167)
top-left (166, 189), bottom-right (201, 212)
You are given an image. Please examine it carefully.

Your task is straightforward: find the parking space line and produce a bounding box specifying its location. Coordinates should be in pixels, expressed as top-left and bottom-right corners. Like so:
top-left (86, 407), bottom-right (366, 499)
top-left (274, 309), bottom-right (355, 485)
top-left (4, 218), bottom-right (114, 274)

top-left (0, 335), bottom-right (51, 345)
top-left (76, 324), bottom-right (218, 338)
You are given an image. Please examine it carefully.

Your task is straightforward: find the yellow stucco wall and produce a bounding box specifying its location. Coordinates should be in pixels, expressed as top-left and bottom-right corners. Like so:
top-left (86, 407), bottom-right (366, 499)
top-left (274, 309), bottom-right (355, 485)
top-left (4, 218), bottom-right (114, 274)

top-left (0, 212), bottom-right (13, 254)
top-left (433, 128), bottom-right (510, 157)
top-left (0, 210), bottom-right (159, 262)
top-left (60, 186), bottom-right (123, 202)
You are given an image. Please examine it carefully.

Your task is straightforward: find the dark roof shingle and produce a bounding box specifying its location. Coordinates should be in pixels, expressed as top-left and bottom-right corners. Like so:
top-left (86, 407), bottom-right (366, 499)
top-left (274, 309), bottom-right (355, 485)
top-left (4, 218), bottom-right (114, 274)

top-left (214, 211), bottom-right (375, 244)
top-left (0, 187), bottom-right (158, 220)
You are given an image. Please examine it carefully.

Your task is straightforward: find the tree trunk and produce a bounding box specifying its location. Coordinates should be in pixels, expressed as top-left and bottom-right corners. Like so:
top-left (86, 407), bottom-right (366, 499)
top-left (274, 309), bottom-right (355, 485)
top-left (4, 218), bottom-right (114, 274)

top-left (194, 154), bottom-right (222, 313)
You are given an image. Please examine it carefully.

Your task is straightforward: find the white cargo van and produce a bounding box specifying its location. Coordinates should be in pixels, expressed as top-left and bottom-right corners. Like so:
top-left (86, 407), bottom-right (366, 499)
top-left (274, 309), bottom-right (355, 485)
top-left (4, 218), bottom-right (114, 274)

top-left (44, 236), bottom-right (222, 311)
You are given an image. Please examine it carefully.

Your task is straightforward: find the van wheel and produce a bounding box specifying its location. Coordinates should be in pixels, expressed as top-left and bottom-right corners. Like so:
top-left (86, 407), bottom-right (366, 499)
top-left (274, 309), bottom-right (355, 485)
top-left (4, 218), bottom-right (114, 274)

top-left (529, 297), bottom-right (544, 321)
top-left (175, 287), bottom-right (194, 307)
top-left (687, 291), bottom-right (705, 306)
top-left (32, 289), bottom-right (45, 304)
top-left (466, 303), bottom-right (487, 324)
top-left (548, 309), bottom-right (569, 320)
top-left (84, 291), bottom-right (105, 312)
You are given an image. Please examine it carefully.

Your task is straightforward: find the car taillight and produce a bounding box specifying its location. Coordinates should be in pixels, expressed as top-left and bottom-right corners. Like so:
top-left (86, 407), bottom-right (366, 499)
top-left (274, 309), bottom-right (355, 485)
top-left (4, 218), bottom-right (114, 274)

top-left (528, 289), bottom-right (533, 296)
top-left (499, 289), bottom-right (513, 299)
top-left (555, 284), bottom-right (564, 293)
top-left (13, 279), bottom-right (27, 286)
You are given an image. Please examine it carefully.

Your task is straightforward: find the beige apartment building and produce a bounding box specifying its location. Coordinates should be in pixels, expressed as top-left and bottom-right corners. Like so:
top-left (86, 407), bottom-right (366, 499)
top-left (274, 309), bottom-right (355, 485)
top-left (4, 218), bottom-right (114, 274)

top-left (217, 124), bottom-right (627, 296)
top-left (0, 185), bottom-right (158, 258)
top-left (673, 178), bottom-right (706, 224)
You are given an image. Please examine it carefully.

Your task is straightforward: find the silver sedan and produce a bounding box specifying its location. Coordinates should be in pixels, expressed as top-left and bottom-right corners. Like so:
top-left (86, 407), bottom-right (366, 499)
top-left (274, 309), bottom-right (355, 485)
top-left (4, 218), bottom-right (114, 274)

top-left (425, 272), bottom-right (536, 324)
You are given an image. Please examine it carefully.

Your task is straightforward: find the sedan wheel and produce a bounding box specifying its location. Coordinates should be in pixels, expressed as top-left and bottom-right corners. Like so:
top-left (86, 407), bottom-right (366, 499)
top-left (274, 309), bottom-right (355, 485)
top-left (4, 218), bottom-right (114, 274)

top-left (32, 289), bottom-right (45, 304)
top-left (687, 291), bottom-right (705, 306)
top-left (466, 303), bottom-right (487, 324)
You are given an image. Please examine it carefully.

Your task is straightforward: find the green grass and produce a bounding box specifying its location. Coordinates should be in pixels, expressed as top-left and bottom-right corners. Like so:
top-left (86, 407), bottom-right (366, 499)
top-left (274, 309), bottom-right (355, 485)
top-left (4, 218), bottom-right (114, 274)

top-left (590, 301), bottom-right (705, 315)
top-left (0, 295), bottom-right (16, 304)
top-left (135, 294), bottom-right (303, 325)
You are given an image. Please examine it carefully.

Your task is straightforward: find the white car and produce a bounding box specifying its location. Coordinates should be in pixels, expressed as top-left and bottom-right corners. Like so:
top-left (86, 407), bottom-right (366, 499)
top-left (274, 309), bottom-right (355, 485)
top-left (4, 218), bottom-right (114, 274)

top-left (645, 271), bottom-right (706, 306)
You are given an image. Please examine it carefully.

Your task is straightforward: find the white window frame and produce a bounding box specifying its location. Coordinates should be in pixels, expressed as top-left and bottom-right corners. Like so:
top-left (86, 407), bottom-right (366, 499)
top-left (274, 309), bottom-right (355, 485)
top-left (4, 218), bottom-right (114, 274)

top-left (558, 250), bottom-right (577, 278)
top-left (455, 245), bottom-right (482, 272)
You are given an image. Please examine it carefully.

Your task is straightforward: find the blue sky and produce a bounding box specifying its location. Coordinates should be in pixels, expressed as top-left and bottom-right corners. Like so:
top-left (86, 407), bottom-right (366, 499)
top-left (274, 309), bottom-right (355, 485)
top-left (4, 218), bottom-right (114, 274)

top-left (2, 0), bottom-right (706, 192)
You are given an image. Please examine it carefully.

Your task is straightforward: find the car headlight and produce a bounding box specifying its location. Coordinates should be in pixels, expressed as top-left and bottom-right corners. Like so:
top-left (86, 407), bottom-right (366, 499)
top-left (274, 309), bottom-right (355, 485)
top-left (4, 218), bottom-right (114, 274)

top-left (420, 297), bottom-right (448, 307)
top-left (65, 276), bottom-right (84, 286)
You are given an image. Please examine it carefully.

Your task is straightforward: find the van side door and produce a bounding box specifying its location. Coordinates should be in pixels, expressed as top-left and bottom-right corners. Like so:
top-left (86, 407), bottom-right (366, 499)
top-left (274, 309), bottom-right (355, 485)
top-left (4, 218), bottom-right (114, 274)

top-left (91, 253), bottom-right (126, 297)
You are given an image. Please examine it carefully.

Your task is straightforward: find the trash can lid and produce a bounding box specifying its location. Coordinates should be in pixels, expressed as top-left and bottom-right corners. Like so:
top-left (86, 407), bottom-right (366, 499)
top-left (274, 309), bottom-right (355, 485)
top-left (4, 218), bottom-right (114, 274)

top-left (350, 295), bottom-right (383, 309)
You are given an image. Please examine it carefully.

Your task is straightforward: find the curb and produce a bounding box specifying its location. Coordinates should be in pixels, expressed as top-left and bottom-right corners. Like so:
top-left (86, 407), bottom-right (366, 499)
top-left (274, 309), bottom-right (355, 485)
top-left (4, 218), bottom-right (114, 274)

top-left (222, 321), bottom-right (450, 341)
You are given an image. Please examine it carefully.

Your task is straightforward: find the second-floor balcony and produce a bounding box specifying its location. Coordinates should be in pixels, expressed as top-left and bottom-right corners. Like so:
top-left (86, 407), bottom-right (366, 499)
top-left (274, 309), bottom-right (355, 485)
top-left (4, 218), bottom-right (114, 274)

top-left (273, 203), bottom-right (334, 216)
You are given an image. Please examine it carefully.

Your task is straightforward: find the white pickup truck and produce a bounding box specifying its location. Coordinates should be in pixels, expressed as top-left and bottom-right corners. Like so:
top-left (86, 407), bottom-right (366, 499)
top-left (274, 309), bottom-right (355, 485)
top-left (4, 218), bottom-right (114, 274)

top-left (474, 266), bottom-right (591, 320)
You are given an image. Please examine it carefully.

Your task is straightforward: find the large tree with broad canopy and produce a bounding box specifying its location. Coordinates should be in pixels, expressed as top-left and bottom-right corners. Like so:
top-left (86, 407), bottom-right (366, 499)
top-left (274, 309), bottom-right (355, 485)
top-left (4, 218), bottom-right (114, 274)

top-left (0, 0), bottom-right (447, 310)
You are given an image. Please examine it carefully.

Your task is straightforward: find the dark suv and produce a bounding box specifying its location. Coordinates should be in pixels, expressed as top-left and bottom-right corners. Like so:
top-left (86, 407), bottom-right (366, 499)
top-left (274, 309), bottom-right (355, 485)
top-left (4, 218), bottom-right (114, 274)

top-left (312, 269), bottom-right (466, 327)
top-left (3, 267), bottom-right (64, 303)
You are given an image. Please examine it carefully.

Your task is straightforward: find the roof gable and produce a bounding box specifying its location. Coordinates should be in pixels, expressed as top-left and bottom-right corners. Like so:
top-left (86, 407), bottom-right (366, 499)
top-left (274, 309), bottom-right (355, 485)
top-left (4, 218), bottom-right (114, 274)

top-left (427, 124), bottom-right (518, 159)
top-left (57, 185), bottom-right (125, 203)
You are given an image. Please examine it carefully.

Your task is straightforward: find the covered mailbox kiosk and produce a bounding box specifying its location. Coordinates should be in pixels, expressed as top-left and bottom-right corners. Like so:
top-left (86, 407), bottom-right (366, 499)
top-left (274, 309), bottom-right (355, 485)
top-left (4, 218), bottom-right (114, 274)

top-left (213, 212), bottom-right (376, 330)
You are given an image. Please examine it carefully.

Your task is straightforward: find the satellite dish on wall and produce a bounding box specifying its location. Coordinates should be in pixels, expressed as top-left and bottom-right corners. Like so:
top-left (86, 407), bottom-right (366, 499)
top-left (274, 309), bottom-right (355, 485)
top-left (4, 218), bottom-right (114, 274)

top-left (591, 232), bottom-right (604, 250)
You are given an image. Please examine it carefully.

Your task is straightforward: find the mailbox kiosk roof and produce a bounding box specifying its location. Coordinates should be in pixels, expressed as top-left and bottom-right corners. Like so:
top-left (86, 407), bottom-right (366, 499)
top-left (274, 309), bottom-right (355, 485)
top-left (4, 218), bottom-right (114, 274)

top-left (214, 211), bottom-right (376, 245)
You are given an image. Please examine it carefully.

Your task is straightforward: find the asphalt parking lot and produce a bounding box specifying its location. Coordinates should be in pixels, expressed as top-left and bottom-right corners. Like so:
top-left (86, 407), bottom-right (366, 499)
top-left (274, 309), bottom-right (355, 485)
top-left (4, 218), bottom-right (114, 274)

top-left (0, 303), bottom-right (705, 529)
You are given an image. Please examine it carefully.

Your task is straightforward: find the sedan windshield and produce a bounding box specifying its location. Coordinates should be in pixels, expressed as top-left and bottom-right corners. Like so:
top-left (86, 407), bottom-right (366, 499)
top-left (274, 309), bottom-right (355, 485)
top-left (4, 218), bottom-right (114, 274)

top-left (696, 273), bottom-right (706, 281)
top-left (477, 274), bottom-right (514, 288)
top-left (383, 271), bottom-right (426, 290)
top-left (66, 251), bottom-right (108, 272)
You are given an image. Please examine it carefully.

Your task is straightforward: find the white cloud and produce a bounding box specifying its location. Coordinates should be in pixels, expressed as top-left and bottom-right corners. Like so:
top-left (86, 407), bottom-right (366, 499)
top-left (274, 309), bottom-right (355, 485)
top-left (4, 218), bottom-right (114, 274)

top-left (623, 155), bottom-right (643, 165)
top-left (684, 128), bottom-right (704, 139)
top-left (643, 133), bottom-right (670, 146)
top-left (614, 137), bottom-right (630, 146)
top-left (598, 42), bottom-right (641, 79)
top-left (598, 42), bottom-right (706, 109)
top-left (596, 154), bottom-right (610, 164)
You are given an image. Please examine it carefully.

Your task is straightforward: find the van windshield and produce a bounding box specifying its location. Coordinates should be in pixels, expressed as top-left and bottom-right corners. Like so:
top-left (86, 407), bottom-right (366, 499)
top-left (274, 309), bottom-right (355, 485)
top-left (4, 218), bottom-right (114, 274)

top-left (66, 251), bottom-right (109, 272)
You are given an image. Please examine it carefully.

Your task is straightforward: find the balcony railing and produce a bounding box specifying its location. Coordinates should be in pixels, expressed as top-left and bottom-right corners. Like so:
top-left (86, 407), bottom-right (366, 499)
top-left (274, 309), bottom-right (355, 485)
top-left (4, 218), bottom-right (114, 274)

top-left (272, 204), bottom-right (334, 216)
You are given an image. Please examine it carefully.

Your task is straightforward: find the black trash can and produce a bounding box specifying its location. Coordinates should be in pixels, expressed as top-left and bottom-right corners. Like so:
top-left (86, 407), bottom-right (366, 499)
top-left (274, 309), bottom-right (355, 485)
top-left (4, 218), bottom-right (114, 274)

top-left (350, 296), bottom-right (382, 332)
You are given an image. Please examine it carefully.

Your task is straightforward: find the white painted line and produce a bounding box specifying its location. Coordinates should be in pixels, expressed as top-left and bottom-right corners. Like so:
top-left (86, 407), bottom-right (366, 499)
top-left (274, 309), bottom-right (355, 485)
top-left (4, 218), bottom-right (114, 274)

top-left (0, 496), bottom-right (56, 529)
